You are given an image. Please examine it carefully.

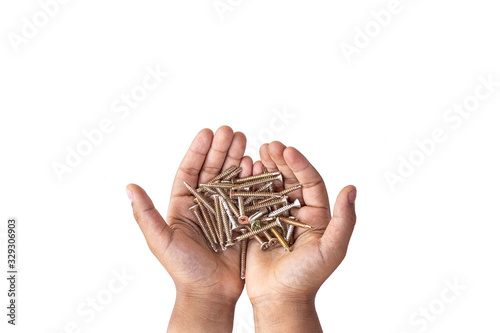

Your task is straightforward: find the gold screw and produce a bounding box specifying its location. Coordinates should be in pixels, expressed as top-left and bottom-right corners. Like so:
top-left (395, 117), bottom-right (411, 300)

top-left (245, 197), bottom-right (288, 213)
top-left (232, 174), bottom-right (283, 190)
top-left (215, 188), bottom-right (240, 218)
top-left (189, 205), bottom-right (218, 252)
top-left (271, 227), bottom-right (291, 252)
top-left (220, 197), bottom-right (234, 247)
top-left (279, 183), bottom-right (302, 196)
top-left (245, 226), bottom-right (269, 251)
top-left (234, 171), bottom-right (281, 184)
top-left (184, 182), bottom-right (216, 215)
top-left (223, 166), bottom-right (243, 181)
top-left (262, 230), bottom-right (278, 247)
top-left (243, 182), bottom-right (273, 205)
top-left (234, 220), bottom-right (281, 242)
top-left (278, 216), bottom-right (313, 230)
top-left (200, 182), bottom-right (235, 189)
top-left (207, 165), bottom-right (238, 184)
top-left (197, 203), bottom-right (219, 246)
top-left (230, 191), bottom-right (282, 198)
top-left (237, 196), bottom-right (249, 224)
top-left (213, 195), bottom-right (226, 251)
top-left (240, 230), bottom-right (248, 280)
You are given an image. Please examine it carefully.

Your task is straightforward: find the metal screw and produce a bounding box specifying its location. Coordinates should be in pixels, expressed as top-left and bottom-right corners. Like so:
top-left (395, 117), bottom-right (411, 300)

top-left (271, 226), bottom-right (291, 252)
top-left (234, 220), bottom-right (281, 242)
top-left (268, 198), bottom-right (301, 218)
top-left (262, 230), bottom-right (278, 247)
top-left (223, 166), bottom-right (243, 181)
top-left (245, 226), bottom-right (269, 251)
top-left (213, 195), bottom-right (226, 251)
top-left (215, 188), bottom-right (240, 218)
top-left (197, 203), bottom-right (219, 246)
top-left (220, 197), bottom-right (234, 247)
top-left (248, 208), bottom-right (268, 223)
top-left (240, 230), bottom-right (248, 280)
top-left (184, 182), bottom-right (216, 215)
top-left (207, 165), bottom-right (238, 184)
top-left (286, 224), bottom-right (295, 245)
top-left (230, 190), bottom-right (282, 198)
top-left (200, 182), bottom-right (235, 189)
top-left (245, 197), bottom-right (289, 213)
top-left (243, 181), bottom-right (273, 205)
top-left (279, 183), bottom-right (302, 196)
top-left (237, 196), bottom-right (249, 224)
top-left (278, 216), bottom-right (313, 230)
top-left (234, 171), bottom-right (281, 184)
top-left (232, 174), bottom-right (283, 190)
top-left (189, 205), bottom-right (218, 252)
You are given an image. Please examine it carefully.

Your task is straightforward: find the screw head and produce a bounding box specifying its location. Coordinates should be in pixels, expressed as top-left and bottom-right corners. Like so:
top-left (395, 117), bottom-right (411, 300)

top-left (238, 216), bottom-right (249, 224)
top-left (268, 238), bottom-right (278, 247)
top-left (292, 198), bottom-right (301, 208)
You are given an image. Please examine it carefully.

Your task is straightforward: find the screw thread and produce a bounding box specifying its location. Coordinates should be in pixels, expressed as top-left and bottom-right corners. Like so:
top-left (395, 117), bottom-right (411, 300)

top-left (208, 165), bottom-right (238, 184)
top-left (223, 166), bottom-right (243, 181)
top-left (198, 203), bottom-right (219, 246)
top-left (232, 175), bottom-right (282, 189)
top-left (234, 171), bottom-right (281, 184)
top-left (235, 221), bottom-right (281, 241)
top-left (245, 198), bottom-right (287, 213)
top-left (278, 216), bottom-right (313, 229)
top-left (191, 207), bottom-right (218, 252)
top-left (185, 182), bottom-right (216, 215)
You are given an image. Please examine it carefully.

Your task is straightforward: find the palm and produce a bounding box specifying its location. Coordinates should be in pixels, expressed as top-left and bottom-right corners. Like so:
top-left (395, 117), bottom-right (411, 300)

top-left (245, 142), bottom-right (355, 301)
top-left (129, 127), bottom-right (356, 307)
top-left (129, 126), bottom-right (253, 300)
top-left (162, 195), bottom-right (243, 297)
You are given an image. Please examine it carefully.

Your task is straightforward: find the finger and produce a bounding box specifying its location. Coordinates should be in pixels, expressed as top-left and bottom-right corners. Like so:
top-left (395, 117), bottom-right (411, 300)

top-left (171, 128), bottom-right (213, 198)
top-left (259, 144), bottom-right (278, 172)
top-left (268, 141), bottom-right (303, 202)
top-left (239, 156), bottom-right (253, 178)
top-left (320, 186), bottom-right (357, 260)
top-left (127, 184), bottom-right (173, 255)
top-left (253, 160), bottom-right (264, 175)
top-left (259, 144), bottom-right (283, 191)
top-left (283, 147), bottom-right (330, 211)
top-left (199, 126), bottom-right (234, 184)
top-left (221, 131), bottom-right (247, 171)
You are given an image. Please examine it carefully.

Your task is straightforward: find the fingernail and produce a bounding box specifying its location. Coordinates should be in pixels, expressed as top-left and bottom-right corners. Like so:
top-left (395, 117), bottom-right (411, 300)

top-left (126, 188), bottom-right (134, 202)
top-left (348, 188), bottom-right (357, 204)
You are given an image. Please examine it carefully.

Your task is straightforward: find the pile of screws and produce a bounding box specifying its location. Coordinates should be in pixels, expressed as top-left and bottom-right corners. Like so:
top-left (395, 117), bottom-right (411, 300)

top-left (185, 165), bottom-right (314, 279)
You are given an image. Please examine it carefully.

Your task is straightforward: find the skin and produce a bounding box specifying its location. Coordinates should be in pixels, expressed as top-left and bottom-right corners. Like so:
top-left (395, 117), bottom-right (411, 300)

top-left (127, 126), bottom-right (357, 332)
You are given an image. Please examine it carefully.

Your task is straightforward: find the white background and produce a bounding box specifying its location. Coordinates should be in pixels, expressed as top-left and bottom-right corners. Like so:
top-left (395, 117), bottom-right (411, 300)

top-left (1, 0), bottom-right (499, 332)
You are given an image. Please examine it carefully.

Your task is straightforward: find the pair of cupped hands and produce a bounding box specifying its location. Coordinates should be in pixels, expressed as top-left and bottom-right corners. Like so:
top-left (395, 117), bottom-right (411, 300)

top-left (126, 126), bottom-right (357, 333)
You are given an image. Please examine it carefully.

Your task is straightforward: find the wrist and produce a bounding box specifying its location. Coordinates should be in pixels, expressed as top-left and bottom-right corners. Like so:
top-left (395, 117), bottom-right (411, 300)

top-left (251, 295), bottom-right (322, 333)
top-left (168, 291), bottom-right (238, 333)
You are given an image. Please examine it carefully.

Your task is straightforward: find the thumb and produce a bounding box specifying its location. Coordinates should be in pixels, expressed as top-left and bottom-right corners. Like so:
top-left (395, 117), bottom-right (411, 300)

top-left (320, 185), bottom-right (357, 260)
top-left (126, 184), bottom-right (173, 255)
